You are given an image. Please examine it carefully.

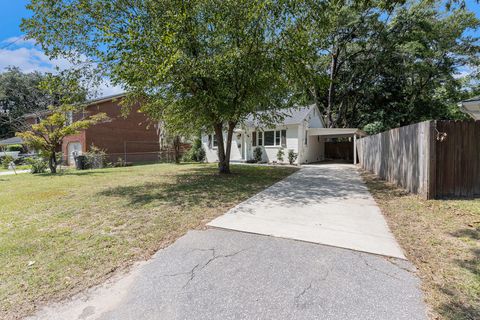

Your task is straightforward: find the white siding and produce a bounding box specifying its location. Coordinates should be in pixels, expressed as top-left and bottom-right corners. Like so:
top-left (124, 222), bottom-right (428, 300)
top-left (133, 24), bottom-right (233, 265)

top-left (202, 125), bottom-right (300, 164)
top-left (203, 133), bottom-right (243, 163)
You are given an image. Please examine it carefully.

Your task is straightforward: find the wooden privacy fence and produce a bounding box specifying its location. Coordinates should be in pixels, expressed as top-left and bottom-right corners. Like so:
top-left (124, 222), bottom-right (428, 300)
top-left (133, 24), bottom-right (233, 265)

top-left (357, 120), bottom-right (480, 199)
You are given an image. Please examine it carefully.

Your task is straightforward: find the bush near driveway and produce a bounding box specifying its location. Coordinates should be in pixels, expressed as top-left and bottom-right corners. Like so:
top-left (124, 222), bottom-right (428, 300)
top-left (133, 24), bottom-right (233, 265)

top-left (0, 163), bottom-right (296, 319)
top-left (362, 172), bottom-right (480, 320)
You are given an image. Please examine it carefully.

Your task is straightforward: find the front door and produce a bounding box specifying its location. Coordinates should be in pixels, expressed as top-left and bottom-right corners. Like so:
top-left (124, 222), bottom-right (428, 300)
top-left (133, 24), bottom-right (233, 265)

top-left (68, 142), bottom-right (82, 165)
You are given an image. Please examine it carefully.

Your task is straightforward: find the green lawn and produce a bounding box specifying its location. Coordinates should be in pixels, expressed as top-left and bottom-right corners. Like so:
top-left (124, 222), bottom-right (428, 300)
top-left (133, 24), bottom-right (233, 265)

top-left (0, 163), bottom-right (297, 319)
top-left (362, 172), bottom-right (480, 320)
top-left (0, 164), bottom-right (31, 172)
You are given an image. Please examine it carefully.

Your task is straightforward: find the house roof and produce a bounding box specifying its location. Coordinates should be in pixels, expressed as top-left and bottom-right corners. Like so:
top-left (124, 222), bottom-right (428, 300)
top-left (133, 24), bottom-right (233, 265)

top-left (0, 136), bottom-right (23, 146)
top-left (461, 96), bottom-right (480, 103)
top-left (86, 93), bottom-right (126, 105)
top-left (308, 128), bottom-right (366, 137)
top-left (245, 105), bottom-right (316, 127)
top-left (459, 96), bottom-right (480, 120)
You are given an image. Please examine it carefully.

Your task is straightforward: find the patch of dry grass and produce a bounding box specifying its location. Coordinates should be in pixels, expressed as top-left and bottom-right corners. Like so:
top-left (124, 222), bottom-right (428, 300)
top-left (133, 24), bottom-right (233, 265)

top-left (0, 163), bottom-right (297, 319)
top-left (362, 172), bottom-right (479, 320)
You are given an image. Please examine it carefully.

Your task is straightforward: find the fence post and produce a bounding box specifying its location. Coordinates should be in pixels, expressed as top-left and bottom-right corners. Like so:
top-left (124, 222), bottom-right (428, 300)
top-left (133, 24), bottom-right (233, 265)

top-left (427, 120), bottom-right (437, 199)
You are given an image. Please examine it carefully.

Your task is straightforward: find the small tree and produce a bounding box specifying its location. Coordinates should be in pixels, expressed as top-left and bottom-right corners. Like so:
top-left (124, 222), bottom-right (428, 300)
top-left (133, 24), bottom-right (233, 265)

top-left (253, 147), bottom-right (263, 163)
top-left (276, 148), bottom-right (285, 163)
top-left (288, 149), bottom-right (298, 165)
top-left (17, 106), bottom-right (107, 173)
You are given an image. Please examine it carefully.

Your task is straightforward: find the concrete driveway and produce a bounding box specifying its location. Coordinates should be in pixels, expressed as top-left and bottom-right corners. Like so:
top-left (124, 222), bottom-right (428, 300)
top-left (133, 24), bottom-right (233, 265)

top-left (29, 229), bottom-right (426, 320)
top-left (28, 164), bottom-right (426, 320)
top-left (209, 164), bottom-right (405, 259)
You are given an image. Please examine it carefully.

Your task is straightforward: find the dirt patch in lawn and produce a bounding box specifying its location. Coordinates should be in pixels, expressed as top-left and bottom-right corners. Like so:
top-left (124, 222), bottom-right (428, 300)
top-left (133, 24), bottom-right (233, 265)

top-left (362, 171), bottom-right (479, 320)
top-left (0, 163), bottom-right (297, 319)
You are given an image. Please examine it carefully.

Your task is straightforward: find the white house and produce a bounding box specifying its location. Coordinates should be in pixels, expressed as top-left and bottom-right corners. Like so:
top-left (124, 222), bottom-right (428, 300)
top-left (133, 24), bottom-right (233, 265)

top-left (202, 105), bottom-right (365, 164)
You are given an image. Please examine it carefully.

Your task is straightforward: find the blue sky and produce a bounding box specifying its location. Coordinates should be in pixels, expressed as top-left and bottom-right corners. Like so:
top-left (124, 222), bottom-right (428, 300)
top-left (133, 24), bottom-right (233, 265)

top-left (0, 0), bottom-right (122, 96)
top-left (0, 0), bottom-right (479, 88)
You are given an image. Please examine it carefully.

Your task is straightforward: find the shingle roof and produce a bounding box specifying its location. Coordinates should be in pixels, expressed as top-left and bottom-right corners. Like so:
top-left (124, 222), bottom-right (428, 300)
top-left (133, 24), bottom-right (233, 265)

top-left (0, 136), bottom-right (23, 146)
top-left (245, 105), bottom-right (315, 127)
top-left (462, 96), bottom-right (480, 103)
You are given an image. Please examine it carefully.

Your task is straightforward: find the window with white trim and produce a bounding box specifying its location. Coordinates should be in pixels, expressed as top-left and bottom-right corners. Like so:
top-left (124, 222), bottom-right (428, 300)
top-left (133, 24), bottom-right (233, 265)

top-left (208, 134), bottom-right (218, 148)
top-left (253, 130), bottom-right (286, 147)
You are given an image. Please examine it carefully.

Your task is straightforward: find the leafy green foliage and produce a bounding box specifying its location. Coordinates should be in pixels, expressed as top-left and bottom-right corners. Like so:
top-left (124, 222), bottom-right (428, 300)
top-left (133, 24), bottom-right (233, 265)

top-left (363, 121), bottom-right (387, 135)
top-left (288, 149), bottom-right (298, 165)
top-left (281, 1), bottom-right (480, 130)
top-left (84, 145), bottom-right (107, 169)
top-left (276, 148), bottom-right (285, 162)
top-left (22, 0), bottom-right (291, 173)
top-left (26, 157), bottom-right (48, 174)
top-left (5, 144), bottom-right (23, 152)
top-left (1, 155), bottom-right (14, 169)
top-left (253, 147), bottom-right (263, 163)
top-left (183, 137), bottom-right (206, 163)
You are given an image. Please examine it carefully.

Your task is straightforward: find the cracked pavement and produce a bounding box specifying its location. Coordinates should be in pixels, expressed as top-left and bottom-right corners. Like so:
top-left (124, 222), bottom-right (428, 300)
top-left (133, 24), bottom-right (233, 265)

top-left (29, 229), bottom-right (427, 320)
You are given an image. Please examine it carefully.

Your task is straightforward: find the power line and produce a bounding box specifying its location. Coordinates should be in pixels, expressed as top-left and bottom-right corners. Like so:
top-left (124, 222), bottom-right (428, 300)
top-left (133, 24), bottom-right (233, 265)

top-left (0, 36), bottom-right (24, 50)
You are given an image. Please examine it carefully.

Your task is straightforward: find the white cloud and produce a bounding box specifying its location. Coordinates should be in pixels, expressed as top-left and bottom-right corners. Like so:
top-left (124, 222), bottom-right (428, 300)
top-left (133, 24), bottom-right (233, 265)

top-left (2, 36), bottom-right (38, 47)
top-left (0, 35), bottom-right (123, 98)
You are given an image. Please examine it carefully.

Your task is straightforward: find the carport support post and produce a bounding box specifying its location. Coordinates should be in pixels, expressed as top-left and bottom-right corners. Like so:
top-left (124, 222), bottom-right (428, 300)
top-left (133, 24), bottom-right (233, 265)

top-left (353, 134), bottom-right (357, 165)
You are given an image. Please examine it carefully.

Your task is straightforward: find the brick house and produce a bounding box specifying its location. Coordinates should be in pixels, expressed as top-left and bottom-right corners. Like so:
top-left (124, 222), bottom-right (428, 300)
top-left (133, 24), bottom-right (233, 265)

top-left (25, 93), bottom-right (162, 165)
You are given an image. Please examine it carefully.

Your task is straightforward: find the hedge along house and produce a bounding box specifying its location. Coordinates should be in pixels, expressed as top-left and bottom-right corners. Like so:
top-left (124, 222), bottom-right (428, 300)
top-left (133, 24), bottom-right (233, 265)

top-left (202, 105), bottom-right (365, 164)
top-left (24, 94), bottom-right (161, 165)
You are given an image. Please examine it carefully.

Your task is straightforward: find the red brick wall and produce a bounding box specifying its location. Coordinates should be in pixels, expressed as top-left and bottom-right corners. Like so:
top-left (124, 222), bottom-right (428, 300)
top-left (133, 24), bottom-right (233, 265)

top-left (83, 99), bottom-right (160, 163)
top-left (62, 132), bottom-right (86, 165)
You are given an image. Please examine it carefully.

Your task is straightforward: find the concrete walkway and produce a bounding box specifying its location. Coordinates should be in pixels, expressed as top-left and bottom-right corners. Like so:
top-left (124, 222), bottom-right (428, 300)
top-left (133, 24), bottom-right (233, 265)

top-left (28, 229), bottom-right (426, 320)
top-left (0, 169), bottom-right (29, 176)
top-left (208, 164), bottom-right (405, 259)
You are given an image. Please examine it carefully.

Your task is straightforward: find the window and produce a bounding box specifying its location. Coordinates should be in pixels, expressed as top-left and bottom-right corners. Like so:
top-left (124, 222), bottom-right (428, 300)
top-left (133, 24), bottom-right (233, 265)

top-left (275, 130), bottom-right (280, 146)
top-left (253, 130), bottom-right (286, 147)
top-left (67, 111), bottom-right (73, 125)
top-left (208, 134), bottom-right (218, 148)
top-left (304, 130), bottom-right (308, 145)
top-left (264, 131), bottom-right (274, 146)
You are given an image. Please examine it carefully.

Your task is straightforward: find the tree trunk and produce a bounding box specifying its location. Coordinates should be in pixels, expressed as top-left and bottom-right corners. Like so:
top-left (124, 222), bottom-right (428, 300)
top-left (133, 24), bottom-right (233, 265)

top-left (173, 135), bottom-right (181, 164)
top-left (49, 150), bottom-right (57, 174)
top-left (214, 123), bottom-right (230, 174)
top-left (327, 47), bottom-right (339, 128)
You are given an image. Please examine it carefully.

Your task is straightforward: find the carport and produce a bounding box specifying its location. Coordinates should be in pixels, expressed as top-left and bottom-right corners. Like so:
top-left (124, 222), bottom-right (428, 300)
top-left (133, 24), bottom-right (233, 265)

top-left (308, 128), bottom-right (366, 164)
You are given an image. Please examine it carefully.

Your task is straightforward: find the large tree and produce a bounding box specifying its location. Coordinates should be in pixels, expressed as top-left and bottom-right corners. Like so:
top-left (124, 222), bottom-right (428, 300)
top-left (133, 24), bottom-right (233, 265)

top-left (0, 67), bottom-right (54, 138)
top-left (282, 0), bottom-right (480, 131)
top-left (23, 0), bottom-right (290, 173)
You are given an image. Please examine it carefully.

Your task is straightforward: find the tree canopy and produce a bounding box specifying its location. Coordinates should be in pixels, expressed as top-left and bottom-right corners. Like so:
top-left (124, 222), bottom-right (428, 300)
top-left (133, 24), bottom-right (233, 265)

top-left (21, 0), bottom-right (480, 171)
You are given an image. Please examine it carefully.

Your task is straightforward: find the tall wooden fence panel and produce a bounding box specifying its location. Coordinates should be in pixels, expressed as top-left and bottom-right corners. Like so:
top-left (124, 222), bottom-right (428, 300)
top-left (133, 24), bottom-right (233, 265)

top-left (357, 121), bottom-right (434, 197)
top-left (435, 121), bottom-right (480, 198)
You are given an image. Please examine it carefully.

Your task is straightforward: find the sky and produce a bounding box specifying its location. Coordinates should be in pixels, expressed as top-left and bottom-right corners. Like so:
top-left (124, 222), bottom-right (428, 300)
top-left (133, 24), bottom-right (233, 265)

top-left (0, 0), bottom-right (479, 95)
top-left (0, 0), bottom-right (123, 97)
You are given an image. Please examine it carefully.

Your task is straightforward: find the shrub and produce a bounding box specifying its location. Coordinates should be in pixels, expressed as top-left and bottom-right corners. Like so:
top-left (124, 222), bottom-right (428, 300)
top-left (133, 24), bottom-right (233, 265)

top-left (84, 145), bottom-right (107, 169)
top-left (1, 155), bottom-right (14, 169)
top-left (288, 149), bottom-right (298, 165)
top-left (26, 157), bottom-right (48, 174)
top-left (183, 137), bottom-right (205, 162)
top-left (363, 121), bottom-right (386, 135)
top-left (253, 146), bottom-right (263, 163)
top-left (276, 148), bottom-right (285, 162)
top-left (6, 144), bottom-right (23, 152)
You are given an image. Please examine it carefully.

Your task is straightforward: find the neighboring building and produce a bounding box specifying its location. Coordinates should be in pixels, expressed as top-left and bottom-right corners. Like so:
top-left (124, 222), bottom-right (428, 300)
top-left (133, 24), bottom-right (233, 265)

top-left (459, 96), bottom-right (480, 120)
top-left (24, 94), bottom-right (162, 165)
top-left (202, 105), bottom-right (365, 164)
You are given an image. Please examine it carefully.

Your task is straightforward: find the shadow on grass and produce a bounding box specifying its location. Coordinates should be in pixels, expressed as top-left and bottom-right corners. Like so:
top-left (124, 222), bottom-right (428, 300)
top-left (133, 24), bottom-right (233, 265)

top-left (98, 166), bottom-right (294, 207)
top-left (437, 228), bottom-right (480, 320)
top-left (360, 171), bottom-right (410, 199)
